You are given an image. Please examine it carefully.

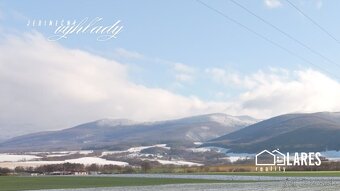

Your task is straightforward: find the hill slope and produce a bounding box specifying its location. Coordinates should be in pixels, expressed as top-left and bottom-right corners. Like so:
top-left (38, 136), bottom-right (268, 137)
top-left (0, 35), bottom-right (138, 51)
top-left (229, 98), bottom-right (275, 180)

top-left (0, 113), bottom-right (257, 152)
top-left (205, 112), bottom-right (340, 153)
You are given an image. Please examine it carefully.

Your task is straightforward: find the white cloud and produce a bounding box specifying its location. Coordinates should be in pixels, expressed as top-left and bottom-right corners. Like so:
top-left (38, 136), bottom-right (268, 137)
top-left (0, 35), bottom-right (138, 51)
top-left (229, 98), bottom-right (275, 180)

top-left (207, 67), bottom-right (340, 118)
top-left (2, 32), bottom-right (340, 139)
top-left (206, 67), bottom-right (258, 89)
top-left (113, 48), bottom-right (144, 60)
top-left (264, 0), bottom-right (282, 8)
top-left (0, 32), bottom-right (227, 138)
top-left (173, 63), bottom-right (195, 83)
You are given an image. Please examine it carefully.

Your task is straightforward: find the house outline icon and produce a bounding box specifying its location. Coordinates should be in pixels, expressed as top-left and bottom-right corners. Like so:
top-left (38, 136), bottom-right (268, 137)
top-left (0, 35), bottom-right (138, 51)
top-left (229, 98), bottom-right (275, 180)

top-left (272, 149), bottom-right (286, 166)
top-left (255, 149), bottom-right (275, 166)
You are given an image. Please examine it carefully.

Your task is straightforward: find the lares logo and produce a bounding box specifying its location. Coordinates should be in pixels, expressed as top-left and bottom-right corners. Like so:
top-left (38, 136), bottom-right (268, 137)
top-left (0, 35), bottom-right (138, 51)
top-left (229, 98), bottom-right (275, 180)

top-left (255, 149), bottom-right (322, 172)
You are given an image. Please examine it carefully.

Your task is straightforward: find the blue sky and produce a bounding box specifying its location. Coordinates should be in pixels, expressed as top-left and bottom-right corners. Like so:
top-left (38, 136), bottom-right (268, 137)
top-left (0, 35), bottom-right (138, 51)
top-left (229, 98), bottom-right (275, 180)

top-left (2, 0), bottom-right (340, 99)
top-left (1, 0), bottom-right (340, 137)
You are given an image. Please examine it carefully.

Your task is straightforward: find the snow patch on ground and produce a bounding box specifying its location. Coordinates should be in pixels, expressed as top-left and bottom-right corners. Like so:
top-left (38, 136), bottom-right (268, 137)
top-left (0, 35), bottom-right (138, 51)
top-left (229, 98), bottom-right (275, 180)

top-left (127, 146), bottom-right (153, 153)
top-left (101, 144), bottom-right (170, 157)
top-left (46, 154), bottom-right (69, 157)
top-left (1, 157), bottom-right (128, 169)
top-left (27, 150), bottom-right (93, 156)
top-left (189, 148), bottom-right (212, 153)
top-left (78, 150), bottom-right (94, 155)
top-left (96, 119), bottom-right (137, 127)
top-left (228, 156), bottom-right (247, 163)
top-left (100, 151), bottom-right (127, 157)
top-left (65, 157), bottom-right (128, 166)
top-left (156, 159), bottom-right (203, 166)
top-left (147, 159), bottom-right (202, 166)
top-left (127, 144), bottom-right (170, 152)
top-left (0, 154), bottom-right (41, 162)
top-left (209, 113), bottom-right (257, 126)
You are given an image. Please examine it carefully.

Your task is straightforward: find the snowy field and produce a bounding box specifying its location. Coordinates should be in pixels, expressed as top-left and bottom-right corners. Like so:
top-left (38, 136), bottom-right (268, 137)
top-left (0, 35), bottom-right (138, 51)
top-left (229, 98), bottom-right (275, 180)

top-left (30, 174), bottom-right (340, 191)
top-left (0, 157), bottom-right (128, 169)
top-left (0, 144), bottom-right (202, 169)
top-left (33, 182), bottom-right (340, 191)
top-left (0, 154), bottom-right (41, 162)
top-left (2, 147), bottom-right (340, 169)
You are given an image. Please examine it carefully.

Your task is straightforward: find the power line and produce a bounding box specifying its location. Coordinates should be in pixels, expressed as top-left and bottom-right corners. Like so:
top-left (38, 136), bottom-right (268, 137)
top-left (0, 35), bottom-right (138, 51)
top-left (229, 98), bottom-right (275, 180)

top-left (229, 0), bottom-right (340, 70)
top-left (195, 0), bottom-right (339, 80)
top-left (285, 0), bottom-right (340, 44)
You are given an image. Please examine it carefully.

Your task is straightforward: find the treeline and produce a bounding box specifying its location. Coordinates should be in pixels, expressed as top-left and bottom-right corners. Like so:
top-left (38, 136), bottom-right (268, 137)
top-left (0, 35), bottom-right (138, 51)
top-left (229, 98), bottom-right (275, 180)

top-left (0, 164), bottom-right (251, 176)
top-left (3, 160), bottom-right (340, 176)
top-left (0, 167), bottom-right (12, 176)
top-left (0, 160), bottom-right (177, 176)
top-left (0, 163), bottom-right (137, 176)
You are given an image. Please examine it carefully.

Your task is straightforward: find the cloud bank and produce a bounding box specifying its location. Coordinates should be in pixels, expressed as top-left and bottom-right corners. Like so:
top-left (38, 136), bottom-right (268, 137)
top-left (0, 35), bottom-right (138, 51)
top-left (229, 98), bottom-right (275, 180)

top-left (1, 32), bottom-right (340, 138)
top-left (0, 33), bottom-right (227, 138)
top-left (207, 67), bottom-right (340, 118)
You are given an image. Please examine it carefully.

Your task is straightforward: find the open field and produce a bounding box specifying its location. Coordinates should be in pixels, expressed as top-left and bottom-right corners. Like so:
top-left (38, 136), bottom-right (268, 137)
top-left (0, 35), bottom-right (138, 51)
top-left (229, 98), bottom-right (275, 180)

top-left (202, 171), bottom-right (340, 177)
top-left (2, 174), bottom-right (340, 191)
top-left (41, 180), bottom-right (340, 191)
top-left (1, 171), bottom-right (340, 190)
top-left (0, 176), bottom-right (254, 191)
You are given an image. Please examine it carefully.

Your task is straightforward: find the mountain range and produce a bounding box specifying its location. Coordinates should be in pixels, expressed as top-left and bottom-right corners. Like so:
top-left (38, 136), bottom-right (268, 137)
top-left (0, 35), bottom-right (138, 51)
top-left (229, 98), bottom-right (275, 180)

top-left (0, 113), bottom-right (257, 152)
top-left (2, 112), bottom-right (340, 153)
top-left (205, 112), bottom-right (340, 153)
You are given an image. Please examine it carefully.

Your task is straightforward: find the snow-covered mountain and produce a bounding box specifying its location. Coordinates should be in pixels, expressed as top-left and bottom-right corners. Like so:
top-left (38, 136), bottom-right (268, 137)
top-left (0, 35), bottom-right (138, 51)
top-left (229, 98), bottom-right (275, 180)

top-left (206, 112), bottom-right (340, 153)
top-left (0, 113), bottom-right (257, 152)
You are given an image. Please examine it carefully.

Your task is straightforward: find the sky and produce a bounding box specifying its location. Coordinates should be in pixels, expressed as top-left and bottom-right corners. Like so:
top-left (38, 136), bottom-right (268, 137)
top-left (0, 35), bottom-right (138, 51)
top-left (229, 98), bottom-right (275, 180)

top-left (1, 0), bottom-right (340, 139)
